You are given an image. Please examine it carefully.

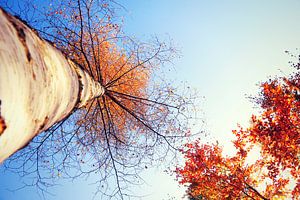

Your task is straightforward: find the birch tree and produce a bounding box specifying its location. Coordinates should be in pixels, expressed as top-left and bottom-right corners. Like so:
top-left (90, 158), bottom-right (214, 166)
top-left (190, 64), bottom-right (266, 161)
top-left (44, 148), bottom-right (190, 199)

top-left (0, 1), bottom-right (199, 199)
top-left (0, 7), bottom-right (105, 163)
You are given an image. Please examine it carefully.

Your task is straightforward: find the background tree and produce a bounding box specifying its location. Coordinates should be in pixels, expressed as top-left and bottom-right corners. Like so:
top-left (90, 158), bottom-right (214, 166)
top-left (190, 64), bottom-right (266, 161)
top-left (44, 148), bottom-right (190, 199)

top-left (176, 54), bottom-right (300, 199)
top-left (0, 0), bottom-right (199, 199)
top-left (237, 52), bottom-right (300, 198)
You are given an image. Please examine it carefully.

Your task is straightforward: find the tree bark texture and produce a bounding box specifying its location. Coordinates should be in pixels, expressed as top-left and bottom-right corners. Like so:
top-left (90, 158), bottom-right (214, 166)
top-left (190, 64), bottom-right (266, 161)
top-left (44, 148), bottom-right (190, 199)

top-left (0, 8), bottom-right (104, 163)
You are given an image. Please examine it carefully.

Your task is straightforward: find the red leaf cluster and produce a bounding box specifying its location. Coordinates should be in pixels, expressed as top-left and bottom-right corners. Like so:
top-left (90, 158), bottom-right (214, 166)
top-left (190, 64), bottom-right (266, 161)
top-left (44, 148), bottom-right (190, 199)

top-left (177, 58), bottom-right (300, 199)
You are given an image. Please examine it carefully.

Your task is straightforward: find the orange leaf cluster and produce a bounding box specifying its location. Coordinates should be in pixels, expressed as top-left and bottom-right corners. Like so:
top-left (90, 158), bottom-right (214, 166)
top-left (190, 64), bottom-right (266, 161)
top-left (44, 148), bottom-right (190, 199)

top-left (73, 36), bottom-right (149, 139)
top-left (250, 80), bottom-right (300, 164)
top-left (52, 8), bottom-right (151, 142)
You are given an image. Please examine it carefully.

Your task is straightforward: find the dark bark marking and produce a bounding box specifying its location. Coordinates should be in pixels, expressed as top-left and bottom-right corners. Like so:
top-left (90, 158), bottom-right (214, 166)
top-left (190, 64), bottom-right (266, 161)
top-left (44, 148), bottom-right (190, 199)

top-left (11, 22), bottom-right (32, 62)
top-left (2, 8), bottom-right (32, 63)
top-left (75, 74), bottom-right (84, 107)
top-left (0, 100), bottom-right (6, 136)
top-left (39, 116), bottom-right (49, 131)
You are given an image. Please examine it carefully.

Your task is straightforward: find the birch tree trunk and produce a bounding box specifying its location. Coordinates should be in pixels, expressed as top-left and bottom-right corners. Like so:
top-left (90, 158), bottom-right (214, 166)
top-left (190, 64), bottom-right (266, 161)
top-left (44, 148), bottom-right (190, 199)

top-left (0, 8), bottom-right (105, 163)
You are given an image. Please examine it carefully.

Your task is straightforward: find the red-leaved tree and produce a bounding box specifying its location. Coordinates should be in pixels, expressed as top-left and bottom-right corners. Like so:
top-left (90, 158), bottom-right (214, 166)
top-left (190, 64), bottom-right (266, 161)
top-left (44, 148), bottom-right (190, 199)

top-left (176, 53), bottom-right (300, 199)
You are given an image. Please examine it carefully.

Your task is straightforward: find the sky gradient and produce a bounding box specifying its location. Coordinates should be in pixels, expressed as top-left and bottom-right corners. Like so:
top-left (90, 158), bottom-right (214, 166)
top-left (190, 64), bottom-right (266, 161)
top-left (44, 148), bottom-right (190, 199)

top-left (1, 1), bottom-right (300, 199)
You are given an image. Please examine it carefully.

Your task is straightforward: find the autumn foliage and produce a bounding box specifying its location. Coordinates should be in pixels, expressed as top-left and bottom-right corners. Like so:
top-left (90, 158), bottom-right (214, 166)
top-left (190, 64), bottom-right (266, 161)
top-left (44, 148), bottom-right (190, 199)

top-left (176, 141), bottom-right (266, 199)
top-left (238, 78), bottom-right (300, 197)
top-left (177, 55), bottom-right (300, 199)
top-left (64, 32), bottom-right (150, 139)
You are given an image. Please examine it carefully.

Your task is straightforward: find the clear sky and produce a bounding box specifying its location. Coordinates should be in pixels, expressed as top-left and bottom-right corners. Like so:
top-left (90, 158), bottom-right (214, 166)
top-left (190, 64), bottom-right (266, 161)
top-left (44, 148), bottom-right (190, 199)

top-left (1, 1), bottom-right (300, 200)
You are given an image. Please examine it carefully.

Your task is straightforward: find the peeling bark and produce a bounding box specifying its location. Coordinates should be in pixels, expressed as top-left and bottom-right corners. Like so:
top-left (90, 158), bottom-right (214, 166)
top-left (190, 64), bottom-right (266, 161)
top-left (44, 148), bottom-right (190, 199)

top-left (0, 8), bottom-right (105, 163)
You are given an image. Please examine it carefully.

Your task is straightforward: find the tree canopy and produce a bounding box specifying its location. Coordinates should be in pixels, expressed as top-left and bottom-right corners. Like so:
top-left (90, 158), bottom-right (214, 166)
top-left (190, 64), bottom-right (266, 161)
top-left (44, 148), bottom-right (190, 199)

top-left (176, 54), bottom-right (300, 200)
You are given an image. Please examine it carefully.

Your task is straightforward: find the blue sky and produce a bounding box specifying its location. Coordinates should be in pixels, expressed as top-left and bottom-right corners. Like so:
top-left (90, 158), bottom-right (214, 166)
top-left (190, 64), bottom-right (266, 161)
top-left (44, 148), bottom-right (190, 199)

top-left (1, 1), bottom-right (300, 199)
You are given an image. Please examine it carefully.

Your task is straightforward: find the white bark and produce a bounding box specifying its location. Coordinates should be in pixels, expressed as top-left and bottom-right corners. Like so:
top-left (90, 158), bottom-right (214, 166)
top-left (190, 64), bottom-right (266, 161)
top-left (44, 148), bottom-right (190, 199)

top-left (0, 8), bottom-right (104, 163)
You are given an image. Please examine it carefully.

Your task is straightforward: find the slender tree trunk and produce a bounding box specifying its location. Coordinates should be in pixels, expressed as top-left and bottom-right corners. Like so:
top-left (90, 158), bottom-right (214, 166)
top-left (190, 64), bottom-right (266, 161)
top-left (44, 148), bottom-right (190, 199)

top-left (0, 8), bottom-right (104, 163)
